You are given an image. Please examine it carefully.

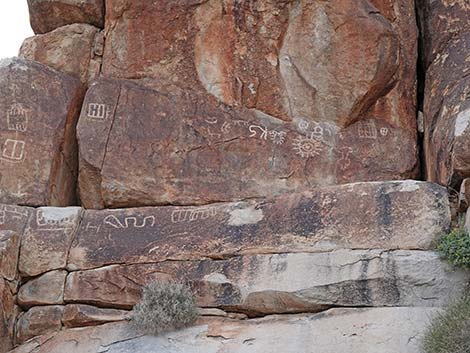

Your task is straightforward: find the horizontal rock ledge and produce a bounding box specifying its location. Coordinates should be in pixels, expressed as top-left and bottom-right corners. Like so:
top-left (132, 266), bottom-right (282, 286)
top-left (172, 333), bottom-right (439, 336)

top-left (8, 307), bottom-right (441, 353)
top-left (67, 180), bottom-right (450, 270)
top-left (64, 250), bottom-right (468, 315)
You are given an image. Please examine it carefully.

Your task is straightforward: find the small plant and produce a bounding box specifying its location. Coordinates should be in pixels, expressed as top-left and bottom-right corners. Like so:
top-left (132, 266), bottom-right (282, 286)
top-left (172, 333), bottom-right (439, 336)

top-left (435, 228), bottom-right (470, 268)
top-left (131, 281), bottom-right (198, 335)
top-left (421, 295), bottom-right (470, 353)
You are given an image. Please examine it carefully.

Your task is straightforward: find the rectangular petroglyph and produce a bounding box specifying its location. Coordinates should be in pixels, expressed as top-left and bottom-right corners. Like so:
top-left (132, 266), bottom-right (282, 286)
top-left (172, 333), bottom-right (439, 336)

top-left (7, 103), bottom-right (29, 132)
top-left (171, 207), bottom-right (217, 224)
top-left (1, 139), bottom-right (26, 163)
top-left (87, 103), bottom-right (108, 120)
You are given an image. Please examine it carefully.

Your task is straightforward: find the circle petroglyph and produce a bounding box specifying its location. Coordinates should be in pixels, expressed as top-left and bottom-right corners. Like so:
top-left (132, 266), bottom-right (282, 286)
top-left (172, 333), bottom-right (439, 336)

top-left (292, 136), bottom-right (323, 158)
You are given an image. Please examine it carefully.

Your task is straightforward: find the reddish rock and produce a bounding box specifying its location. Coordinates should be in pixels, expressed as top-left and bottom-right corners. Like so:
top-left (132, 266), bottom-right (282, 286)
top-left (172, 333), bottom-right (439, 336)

top-left (77, 79), bottom-right (418, 208)
top-left (69, 181), bottom-right (449, 269)
top-left (102, 0), bottom-right (416, 127)
top-left (20, 24), bottom-right (103, 84)
top-left (458, 178), bottom-right (470, 212)
top-left (64, 250), bottom-right (468, 315)
top-left (18, 271), bottom-right (67, 308)
top-left (0, 58), bottom-right (84, 206)
top-left (0, 204), bottom-right (32, 235)
top-left (65, 265), bottom-right (172, 309)
top-left (19, 207), bottom-right (82, 277)
top-left (0, 231), bottom-right (20, 281)
top-left (79, 0), bottom-right (418, 208)
top-left (15, 306), bottom-right (63, 344)
top-left (5, 309), bottom-right (443, 353)
top-left (62, 304), bottom-right (129, 328)
top-left (0, 278), bottom-right (15, 353)
top-left (418, 1), bottom-right (470, 187)
top-left (27, 0), bottom-right (104, 34)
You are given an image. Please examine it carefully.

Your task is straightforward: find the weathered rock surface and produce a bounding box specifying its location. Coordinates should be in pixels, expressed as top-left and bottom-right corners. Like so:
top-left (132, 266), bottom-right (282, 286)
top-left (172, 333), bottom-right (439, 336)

top-left (64, 250), bottom-right (467, 315)
top-left (0, 205), bottom-right (31, 235)
top-left (0, 278), bottom-right (16, 353)
top-left (102, 0), bottom-right (416, 125)
top-left (69, 181), bottom-right (450, 269)
top-left (62, 304), bottom-right (128, 328)
top-left (19, 207), bottom-right (82, 277)
top-left (418, 0), bottom-right (470, 186)
top-left (15, 306), bottom-right (63, 345)
top-left (78, 0), bottom-right (419, 208)
top-left (20, 24), bottom-right (103, 84)
top-left (9, 308), bottom-right (439, 353)
top-left (27, 0), bottom-right (104, 34)
top-left (18, 271), bottom-right (67, 308)
top-left (0, 58), bottom-right (84, 206)
top-left (77, 77), bottom-right (417, 208)
top-left (0, 231), bottom-right (20, 281)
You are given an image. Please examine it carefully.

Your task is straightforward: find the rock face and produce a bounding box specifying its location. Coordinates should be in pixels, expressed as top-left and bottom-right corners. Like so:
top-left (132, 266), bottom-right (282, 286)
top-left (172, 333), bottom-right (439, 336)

top-left (19, 207), bottom-right (82, 277)
top-left (8, 308), bottom-right (439, 353)
top-left (17, 271), bottom-right (67, 308)
top-left (0, 231), bottom-right (20, 282)
top-left (102, 0), bottom-right (417, 128)
top-left (0, 278), bottom-right (16, 353)
top-left (20, 24), bottom-right (103, 84)
top-left (68, 181), bottom-right (450, 269)
top-left (62, 304), bottom-right (129, 328)
top-left (27, 0), bottom-right (104, 34)
top-left (4, 0), bottom-right (470, 352)
top-left (77, 78), bottom-right (419, 208)
top-left (0, 204), bottom-right (31, 235)
top-left (64, 250), bottom-right (467, 315)
top-left (419, 0), bottom-right (470, 186)
top-left (0, 58), bottom-right (84, 207)
top-left (75, 0), bottom-right (419, 208)
top-left (15, 306), bottom-right (64, 345)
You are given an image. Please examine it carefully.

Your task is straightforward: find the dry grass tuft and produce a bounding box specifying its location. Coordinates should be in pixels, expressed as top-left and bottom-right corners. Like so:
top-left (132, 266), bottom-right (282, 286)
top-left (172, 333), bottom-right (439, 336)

top-left (131, 281), bottom-right (198, 335)
top-left (421, 295), bottom-right (470, 353)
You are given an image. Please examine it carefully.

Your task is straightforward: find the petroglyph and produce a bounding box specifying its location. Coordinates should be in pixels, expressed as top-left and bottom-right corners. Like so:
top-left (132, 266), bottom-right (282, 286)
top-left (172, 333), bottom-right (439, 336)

top-left (7, 103), bottom-right (29, 132)
top-left (171, 207), bottom-right (217, 224)
top-left (1, 139), bottom-right (25, 163)
top-left (103, 214), bottom-right (156, 229)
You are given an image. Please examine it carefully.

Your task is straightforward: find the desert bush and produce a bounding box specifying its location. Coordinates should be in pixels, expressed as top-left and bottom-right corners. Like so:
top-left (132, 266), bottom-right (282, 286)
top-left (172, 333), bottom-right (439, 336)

top-left (421, 295), bottom-right (470, 353)
top-left (435, 228), bottom-right (470, 268)
top-left (131, 281), bottom-right (198, 334)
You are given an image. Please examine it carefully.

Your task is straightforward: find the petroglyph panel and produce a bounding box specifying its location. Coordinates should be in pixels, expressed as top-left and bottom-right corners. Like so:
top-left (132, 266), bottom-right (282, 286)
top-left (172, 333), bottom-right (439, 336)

top-left (68, 181), bottom-right (450, 270)
top-left (20, 207), bottom-right (82, 277)
top-left (77, 79), bottom-right (417, 208)
top-left (0, 58), bottom-right (84, 206)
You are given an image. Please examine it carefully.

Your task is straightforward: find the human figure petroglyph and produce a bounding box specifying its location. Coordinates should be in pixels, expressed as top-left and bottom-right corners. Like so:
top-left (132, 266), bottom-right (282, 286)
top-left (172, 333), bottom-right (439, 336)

top-left (249, 125), bottom-right (287, 145)
top-left (269, 130), bottom-right (287, 145)
top-left (338, 147), bottom-right (354, 171)
top-left (103, 214), bottom-right (156, 229)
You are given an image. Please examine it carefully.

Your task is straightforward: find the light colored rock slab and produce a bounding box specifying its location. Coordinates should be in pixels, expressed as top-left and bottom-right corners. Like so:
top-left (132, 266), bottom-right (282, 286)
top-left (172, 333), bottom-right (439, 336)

top-left (18, 271), bottom-right (67, 307)
top-left (64, 250), bottom-right (468, 315)
top-left (9, 308), bottom-right (440, 353)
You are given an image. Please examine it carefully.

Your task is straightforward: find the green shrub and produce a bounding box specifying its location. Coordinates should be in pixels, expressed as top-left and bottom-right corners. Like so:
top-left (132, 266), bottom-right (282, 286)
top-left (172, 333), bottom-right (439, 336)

top-left (131, 281), bottom-right (198, 335)
top-left (421, 295), bottom-right (470, 353)
top-left (435, 228), bottom-right (470, 268)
